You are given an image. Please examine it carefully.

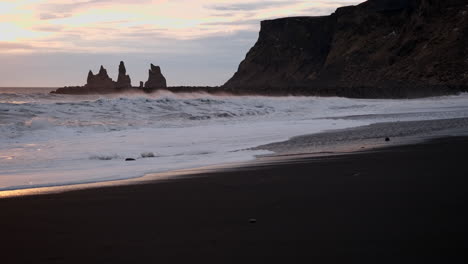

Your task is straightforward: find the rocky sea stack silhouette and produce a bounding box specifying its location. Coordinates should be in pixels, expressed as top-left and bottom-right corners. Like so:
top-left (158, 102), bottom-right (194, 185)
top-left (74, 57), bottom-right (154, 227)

top-left (52, 62), bottom-right (167, 94)
top-left (144, 64), bottom-right (167, 92)
top-left (86, 66), bottom-right (114, 92)
top-left (116, 61), bottom-right (132, 90)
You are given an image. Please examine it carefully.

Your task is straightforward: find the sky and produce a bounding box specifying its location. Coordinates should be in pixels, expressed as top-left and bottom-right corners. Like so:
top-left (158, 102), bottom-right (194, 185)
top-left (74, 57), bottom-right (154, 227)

top-left (0, 0), bottom-right (362, 87)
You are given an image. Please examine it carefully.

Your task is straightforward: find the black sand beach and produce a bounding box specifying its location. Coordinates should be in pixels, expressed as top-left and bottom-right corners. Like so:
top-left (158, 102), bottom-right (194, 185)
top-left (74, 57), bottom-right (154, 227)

top-left (1, 137), bottom-right (468, 263)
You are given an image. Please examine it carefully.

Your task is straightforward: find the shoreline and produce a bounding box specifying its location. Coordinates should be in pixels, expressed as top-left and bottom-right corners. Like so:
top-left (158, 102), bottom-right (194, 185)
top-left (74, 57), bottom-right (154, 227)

top-left (3, 86), bottom-right (466, 100)
top-left (1, 135), bottom-right (467, 262)
top-left (2, 117), bottom-right (468, 198)
top-left (254, 117), bottom-right (468, 157)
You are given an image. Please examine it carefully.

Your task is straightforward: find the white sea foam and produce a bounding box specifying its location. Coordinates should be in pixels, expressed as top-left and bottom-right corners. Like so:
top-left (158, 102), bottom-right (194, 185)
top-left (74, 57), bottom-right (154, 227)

top-left (2, 89), bottom-right (468, 191)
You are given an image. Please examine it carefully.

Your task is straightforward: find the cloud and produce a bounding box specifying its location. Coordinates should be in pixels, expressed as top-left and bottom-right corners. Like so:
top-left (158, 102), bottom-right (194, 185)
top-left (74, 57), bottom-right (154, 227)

top-left (0, 0), bottom-right (367, 86)
top-left (0, 42), bottom-right (33, 51)
top-left (206, 1), bottom-right (303, 11)
top-left (32, 25), bottom-right (64, 32)
top-left (300, 7), bottom-right (343, 16)
top-left (317, 1), bottom-right (361, 6)
top-left (38, 0), bottom-right (152, 19)
top-left (201, 19), bottom-right (262, 27)
top-left (39, 13), bottom-right (72, 20)
top-left (297, 1), bottom-right (362, 16)
top-left (0, 31), bottom-right (257, 86)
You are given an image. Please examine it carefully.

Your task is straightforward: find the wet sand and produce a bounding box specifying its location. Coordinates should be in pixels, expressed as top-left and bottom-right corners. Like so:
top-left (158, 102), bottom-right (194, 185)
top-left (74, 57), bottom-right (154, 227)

top-left (254, 117), bottom-right (468, 156)
top-left (1, 136), bottom-right (468, 263)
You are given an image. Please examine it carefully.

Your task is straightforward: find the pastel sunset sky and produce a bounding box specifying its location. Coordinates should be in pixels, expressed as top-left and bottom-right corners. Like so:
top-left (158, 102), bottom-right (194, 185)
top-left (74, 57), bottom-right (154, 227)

top-left (0, 0), bottom-right (361, 87)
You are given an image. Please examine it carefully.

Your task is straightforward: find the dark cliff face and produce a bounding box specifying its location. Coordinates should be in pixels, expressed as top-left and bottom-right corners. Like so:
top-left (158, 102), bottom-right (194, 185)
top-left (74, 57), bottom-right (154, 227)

top-left (224, 16), bottom-right (335, 92)
top-left (224, 0), bottom-right (468, 98)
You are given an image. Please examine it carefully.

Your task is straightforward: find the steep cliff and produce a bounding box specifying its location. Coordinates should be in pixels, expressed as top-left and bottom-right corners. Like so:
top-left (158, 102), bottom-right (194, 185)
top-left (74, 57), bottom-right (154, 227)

top-left (224, 0), bottom-right (468, 98)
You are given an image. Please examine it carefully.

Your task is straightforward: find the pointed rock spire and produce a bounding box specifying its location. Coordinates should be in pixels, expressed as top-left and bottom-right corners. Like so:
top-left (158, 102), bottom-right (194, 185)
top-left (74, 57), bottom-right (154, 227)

top-left (87, 70), bottom-right (94, 84)
top-left (119, 61), bottom-right (126, 75)
top-left (150, 64), bottom-right (161, 74)
top-left (56, 61), bottom-right (165, 94)
top-left (144, 63), bottom-right (167, 92)
top-left (95, 65), bottom-right (111, 80)
top-left (116, 61), bottom-right (132, 90)
top-left (85, 65), bottom-right (114, 90)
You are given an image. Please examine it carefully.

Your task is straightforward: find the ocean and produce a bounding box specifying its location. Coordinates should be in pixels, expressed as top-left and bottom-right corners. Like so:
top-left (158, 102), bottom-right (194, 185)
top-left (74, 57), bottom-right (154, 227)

top-left (2, 87), bottom-right (468, 191)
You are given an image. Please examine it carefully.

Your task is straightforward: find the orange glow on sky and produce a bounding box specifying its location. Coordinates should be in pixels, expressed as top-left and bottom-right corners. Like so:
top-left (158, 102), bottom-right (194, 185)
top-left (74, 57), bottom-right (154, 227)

top-left (0, 0), bottom-right (362, 53)
top-left (0, 0), bottom-right (363, 86)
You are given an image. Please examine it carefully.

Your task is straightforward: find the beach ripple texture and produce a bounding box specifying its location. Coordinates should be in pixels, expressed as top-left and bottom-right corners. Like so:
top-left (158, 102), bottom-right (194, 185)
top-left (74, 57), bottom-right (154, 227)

top-left (2, 88), bottom-right (468, 190)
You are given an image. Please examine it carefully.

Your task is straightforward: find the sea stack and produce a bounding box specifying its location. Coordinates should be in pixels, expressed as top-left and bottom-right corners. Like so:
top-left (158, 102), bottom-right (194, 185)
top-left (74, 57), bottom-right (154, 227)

top-left (86, 66), bottom-right (115, 91)
top-left (144, 64), bottom-right (167, 92)
top-left (116, 61), bottom-right (132, 90)
top-left (51, 62), bottom-right (170, 94)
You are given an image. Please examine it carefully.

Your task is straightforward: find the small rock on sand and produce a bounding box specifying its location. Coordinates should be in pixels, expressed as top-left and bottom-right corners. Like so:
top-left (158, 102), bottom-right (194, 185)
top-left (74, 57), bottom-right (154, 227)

top-left (141, 152), bottom-right (156, 158)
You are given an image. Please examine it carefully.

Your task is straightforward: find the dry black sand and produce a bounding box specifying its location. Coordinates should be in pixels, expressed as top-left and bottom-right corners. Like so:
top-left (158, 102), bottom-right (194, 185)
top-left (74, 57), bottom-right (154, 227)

top-left (1, 137), bottom-right (468, 263)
